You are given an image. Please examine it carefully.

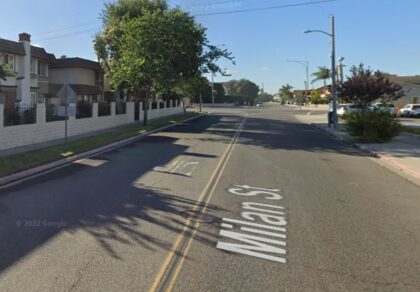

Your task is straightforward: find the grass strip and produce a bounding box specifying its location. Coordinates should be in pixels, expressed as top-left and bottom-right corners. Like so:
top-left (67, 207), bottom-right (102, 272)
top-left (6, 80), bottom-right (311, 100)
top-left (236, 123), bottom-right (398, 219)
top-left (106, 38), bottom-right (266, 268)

top-left (0, 112), bottom-right (200, 177)
top-left (402, 126), bottom-right (420, 136)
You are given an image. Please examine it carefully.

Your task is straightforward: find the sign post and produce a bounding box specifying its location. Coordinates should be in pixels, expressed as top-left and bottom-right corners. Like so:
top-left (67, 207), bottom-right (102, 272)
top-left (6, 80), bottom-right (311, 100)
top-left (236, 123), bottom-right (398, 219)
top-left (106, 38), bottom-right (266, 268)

top-left (57, 84), bottom-right (78, 144)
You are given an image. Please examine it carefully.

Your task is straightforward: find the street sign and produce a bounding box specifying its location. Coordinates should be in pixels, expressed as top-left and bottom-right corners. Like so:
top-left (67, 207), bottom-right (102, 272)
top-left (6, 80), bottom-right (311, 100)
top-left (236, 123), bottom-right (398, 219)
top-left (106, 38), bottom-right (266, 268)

top-left (58, 105), bottom-right (76, 117)
top-left (57, 84), bottom-right (78, 104)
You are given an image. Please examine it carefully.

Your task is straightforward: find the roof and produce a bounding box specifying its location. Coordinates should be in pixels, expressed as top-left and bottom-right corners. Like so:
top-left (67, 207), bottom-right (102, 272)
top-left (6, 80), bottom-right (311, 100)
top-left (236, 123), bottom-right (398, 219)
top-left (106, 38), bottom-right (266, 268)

top-left (0, 38), bottom-right (52, 62)
top-left (385, 75), bottom-right (420, 86)
top-left (50, 57), bottom-right (101, 70)
top-left (0, 39), bottom-right (25, 55)
top-left (69, 84), bottom-right (102, 95)
top-left (31, 46), bottom-right (51, 61)
top-left (49, 84), bottom-right (102, 96)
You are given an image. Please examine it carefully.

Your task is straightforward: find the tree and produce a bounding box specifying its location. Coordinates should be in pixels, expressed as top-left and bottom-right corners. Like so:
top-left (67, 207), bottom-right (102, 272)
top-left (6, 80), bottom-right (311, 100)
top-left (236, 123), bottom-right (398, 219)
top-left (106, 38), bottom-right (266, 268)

top-left (312, 66), bottom-right (331, 87)
top-left (235, 79), bottom-right (259, 105)
top-left (279, 84), bottom-right (294, 102)
top-left (256, 92), bottom-right (273, 102)
top-left (223, 80), bottom-right (238, 96)
top-left (342, 64), bottom-right (403, 107)
top-left (94, 0), bottom-right (233, 125)
top-left (309, 91), bottom-right (321, 106)
top-left (0, 64), bottom-right (14, 81)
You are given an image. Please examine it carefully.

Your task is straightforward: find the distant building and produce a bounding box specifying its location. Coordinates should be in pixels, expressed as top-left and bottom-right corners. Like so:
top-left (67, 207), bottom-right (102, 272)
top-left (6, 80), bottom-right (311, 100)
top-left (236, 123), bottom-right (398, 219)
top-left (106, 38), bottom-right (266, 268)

top-left (385, 75), bottom-right (420, 108)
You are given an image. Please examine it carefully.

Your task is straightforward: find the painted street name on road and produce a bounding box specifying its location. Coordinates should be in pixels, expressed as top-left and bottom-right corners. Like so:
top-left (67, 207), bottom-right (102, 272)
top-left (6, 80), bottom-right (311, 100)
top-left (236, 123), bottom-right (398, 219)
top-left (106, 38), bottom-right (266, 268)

top-left (216, 185), bottom-right (288, 263)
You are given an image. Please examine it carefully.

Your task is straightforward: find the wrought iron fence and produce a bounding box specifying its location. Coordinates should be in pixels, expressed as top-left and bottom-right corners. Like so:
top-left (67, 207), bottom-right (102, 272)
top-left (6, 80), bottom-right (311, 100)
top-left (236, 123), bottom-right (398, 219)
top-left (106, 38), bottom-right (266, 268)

top-left (151, 101), bottom-right (158, 110)
top-left (76, 102), bottom-right (93, 119)
top-left (159, 101), bottom-right (165, 109)
top-left (4, 104), bottom-right (37, 126)
top-left (46, 104), bottom-right (66, 122)
top-left (98, 102), bottom-right (111, 117)
top-left (166, 100), bottom-right (172, 108)
top-left (116, 101), bottom-right (126, 115)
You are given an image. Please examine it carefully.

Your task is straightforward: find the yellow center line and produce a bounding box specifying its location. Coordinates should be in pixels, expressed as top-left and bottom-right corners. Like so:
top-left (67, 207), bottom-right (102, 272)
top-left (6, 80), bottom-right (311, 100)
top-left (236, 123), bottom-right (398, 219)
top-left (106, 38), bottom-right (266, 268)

top-left (148, 115), bottom-right (248, 292)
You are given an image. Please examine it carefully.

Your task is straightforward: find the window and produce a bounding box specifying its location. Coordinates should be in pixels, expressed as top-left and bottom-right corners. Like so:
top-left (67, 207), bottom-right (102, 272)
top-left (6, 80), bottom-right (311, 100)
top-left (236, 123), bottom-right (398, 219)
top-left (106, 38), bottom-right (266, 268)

top-left (0, 53), bottom-right (16, 71)
top-left (30, 58), bottom-right (37, 74)
top-left (30, 93), bottom-right (45, 104)
top-left (95, 71), bottom-right (103, 82)
top-left (38, 62), bottom-right (48, 77)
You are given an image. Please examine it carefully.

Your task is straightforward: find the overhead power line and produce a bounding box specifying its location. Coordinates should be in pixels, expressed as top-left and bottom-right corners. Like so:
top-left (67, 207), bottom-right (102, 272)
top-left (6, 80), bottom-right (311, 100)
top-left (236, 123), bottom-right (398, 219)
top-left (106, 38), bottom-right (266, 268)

top-left (193, 0), bottom-right (337, 16)
top-left (31, 0), bottom-right (337, 42)
top-left (33, 28), bottom-right (100, 42)
top-left (32, 20), bottom-right (100, 36)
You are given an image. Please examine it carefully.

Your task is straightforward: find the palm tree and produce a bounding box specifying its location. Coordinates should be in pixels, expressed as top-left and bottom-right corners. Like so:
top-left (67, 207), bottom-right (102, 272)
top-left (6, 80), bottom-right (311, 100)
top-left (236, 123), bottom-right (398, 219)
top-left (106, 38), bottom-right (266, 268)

top-left (279, 84), bottom-right (293, 99)
top-left (311, 66), bottom-right (331, 87)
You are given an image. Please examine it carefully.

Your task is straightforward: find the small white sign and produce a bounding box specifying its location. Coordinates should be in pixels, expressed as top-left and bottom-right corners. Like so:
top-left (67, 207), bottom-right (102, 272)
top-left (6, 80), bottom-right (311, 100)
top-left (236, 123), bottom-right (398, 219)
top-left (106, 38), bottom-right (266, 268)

top-left (58, 105), bottom-right (76, 117)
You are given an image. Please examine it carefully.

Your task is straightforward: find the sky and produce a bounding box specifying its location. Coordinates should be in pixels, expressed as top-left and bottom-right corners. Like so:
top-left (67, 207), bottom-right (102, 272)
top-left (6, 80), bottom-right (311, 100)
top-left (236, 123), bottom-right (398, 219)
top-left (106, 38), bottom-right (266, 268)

top-left (1, 0), bottom-right (419, 94)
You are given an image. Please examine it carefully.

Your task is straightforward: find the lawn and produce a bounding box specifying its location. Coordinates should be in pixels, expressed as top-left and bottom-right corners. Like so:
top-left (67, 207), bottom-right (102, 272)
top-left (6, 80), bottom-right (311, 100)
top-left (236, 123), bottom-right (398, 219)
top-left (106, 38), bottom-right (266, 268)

top-left (402, 126), bottom-right (420, 136)
top-left (0, 112), bottom-right (200, 178)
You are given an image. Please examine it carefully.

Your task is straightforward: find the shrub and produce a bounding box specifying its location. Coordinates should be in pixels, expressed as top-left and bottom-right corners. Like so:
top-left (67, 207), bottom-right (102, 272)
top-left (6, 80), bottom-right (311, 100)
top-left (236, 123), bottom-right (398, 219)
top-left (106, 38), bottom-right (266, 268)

top-left (344, 110), bottom-right (402, 143)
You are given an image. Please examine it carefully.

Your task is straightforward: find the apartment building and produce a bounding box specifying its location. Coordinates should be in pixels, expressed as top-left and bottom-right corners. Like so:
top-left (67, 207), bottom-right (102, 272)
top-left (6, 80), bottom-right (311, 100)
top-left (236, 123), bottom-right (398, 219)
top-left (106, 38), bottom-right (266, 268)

top-left (48, 57), bottom-right (105, 104)
top-left (0, 33), bottom-right (106, 106)
top-left (0, 33), bottom-right (52, 105)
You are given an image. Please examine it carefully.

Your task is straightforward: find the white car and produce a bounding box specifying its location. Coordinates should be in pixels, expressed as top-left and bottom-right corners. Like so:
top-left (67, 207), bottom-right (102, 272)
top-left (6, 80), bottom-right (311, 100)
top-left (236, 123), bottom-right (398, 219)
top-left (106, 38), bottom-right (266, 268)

top-left (368, 103), bottom-right (396, 115)
top-left (336, 104), bottom-right (363, 117)
top-left (399, 104), bottom-right (420, 117)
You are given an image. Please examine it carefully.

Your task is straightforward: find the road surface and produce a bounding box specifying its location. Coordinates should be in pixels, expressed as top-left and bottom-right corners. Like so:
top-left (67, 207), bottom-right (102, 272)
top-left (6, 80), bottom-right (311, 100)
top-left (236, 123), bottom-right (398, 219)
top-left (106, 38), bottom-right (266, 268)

top-left (0, 104), bottom-right (419, 291)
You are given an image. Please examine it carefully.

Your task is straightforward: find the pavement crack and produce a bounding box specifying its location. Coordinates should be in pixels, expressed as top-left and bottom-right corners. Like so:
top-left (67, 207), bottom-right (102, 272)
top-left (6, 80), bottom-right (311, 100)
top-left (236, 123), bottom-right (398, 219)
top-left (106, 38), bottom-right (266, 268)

top-left (67, 253), bottom-right (96, 292)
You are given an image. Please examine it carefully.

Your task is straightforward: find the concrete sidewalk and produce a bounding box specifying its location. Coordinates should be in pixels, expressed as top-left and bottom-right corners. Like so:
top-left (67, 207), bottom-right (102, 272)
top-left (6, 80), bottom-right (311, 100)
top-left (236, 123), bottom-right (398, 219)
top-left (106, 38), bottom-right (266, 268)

top-left (294, 113), bottom-right (420, 186)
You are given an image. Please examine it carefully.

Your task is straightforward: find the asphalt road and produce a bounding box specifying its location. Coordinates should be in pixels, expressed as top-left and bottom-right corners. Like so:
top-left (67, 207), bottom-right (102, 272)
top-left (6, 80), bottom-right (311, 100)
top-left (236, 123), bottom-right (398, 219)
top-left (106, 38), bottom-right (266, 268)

top-left (0, 103), bottom-right (419, 291)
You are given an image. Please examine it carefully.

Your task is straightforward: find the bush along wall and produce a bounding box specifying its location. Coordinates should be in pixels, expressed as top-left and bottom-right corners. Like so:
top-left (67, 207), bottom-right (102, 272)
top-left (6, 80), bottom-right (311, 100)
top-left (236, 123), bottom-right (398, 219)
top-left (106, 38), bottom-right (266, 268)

top-left (344, 110), bottom-right (402, 143)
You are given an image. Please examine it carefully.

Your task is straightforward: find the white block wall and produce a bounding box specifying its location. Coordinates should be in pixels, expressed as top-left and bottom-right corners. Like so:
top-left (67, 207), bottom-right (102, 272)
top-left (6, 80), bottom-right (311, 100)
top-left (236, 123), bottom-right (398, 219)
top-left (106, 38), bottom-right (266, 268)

top-left (0, 100), bottom-right (183, 151)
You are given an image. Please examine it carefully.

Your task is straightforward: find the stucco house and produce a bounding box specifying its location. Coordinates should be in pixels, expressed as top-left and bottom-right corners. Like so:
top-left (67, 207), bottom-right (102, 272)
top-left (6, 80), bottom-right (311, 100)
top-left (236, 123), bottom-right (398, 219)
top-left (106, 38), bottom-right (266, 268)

top-left (48, 57), bottom-right (105, 104)
top-left (0, 33), bottom-right (53, 105)
top-left (0, 33), bottom-right (107, 106)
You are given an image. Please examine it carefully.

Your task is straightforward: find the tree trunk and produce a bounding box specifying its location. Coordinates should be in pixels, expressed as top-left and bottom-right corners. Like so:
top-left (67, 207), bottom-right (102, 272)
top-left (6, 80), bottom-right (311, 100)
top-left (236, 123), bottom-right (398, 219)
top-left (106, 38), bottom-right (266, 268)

top-left (143, 91), bottom-right (149, 126)
top-left (182, 98), bottom-right (187, 114)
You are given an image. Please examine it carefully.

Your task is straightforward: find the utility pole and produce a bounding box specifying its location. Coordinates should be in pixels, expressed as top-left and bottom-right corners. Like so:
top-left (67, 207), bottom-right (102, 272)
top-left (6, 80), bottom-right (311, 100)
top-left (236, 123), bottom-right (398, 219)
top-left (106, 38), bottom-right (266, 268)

top-left (330, 15), bottom-right (338, 129)
top-left (304, 15), bottom-right (338, 129)
top-left (211, 72), bottom-right (215, 104)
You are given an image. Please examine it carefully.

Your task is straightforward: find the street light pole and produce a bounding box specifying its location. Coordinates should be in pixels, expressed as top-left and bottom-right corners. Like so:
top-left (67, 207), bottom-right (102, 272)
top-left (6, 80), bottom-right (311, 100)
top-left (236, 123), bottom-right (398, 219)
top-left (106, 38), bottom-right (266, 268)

top-left (287, 60), bottom-right (309, 107)
top-left (330, 15), bottom-right (337, 129)
top-left (211, 72), bottom-right (215, 104)
top-left (304, 15), bottom-right (338, 129)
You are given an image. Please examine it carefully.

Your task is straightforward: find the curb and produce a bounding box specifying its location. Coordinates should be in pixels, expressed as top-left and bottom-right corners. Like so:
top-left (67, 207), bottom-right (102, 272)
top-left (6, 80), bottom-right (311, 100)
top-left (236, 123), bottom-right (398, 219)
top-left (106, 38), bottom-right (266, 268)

top-left (0, 113), bottom-right (206, 189)
top-left (310, 123), bottom-right (390, 158)
top-left (310, 123), bottom-right (420, 185)
top-left (402, 132), bottom-right (420, 140)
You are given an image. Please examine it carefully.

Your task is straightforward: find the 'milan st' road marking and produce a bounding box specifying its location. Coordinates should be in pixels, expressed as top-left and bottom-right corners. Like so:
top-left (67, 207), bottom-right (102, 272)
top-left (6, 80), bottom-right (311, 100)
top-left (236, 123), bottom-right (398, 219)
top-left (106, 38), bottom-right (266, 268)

top-left (216, 185), bottom-right (288, 264)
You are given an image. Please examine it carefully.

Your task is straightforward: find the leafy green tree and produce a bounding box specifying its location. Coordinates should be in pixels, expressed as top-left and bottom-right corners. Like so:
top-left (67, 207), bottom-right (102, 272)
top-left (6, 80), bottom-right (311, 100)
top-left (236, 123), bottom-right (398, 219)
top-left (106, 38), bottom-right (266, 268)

top-left (256, 92), bottom-right (273, 102)
top-left (0, 64), bottom-right (14, 81)
top-left (279, 84), bottom-right (294, 103)
top-left (312, 66), bottom-right (331, 87)
top-left (309, 91), bottom-right (321, 106)
top-left (94, 0), bottom-right (233, 125)
top-left (342, 64), bottom-right (403, 107)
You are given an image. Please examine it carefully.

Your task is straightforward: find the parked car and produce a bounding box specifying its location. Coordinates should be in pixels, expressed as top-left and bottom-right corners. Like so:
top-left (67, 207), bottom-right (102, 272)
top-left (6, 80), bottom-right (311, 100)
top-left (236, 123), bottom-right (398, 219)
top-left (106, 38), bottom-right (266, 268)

top-left (399, 104), bottom-right (420, 117)
top-left (256, 102), bottom-right (263, 107)
top-left (336, 104), bottom-right (364, 117)
top-left (368, 103), bottom-right (396, 115)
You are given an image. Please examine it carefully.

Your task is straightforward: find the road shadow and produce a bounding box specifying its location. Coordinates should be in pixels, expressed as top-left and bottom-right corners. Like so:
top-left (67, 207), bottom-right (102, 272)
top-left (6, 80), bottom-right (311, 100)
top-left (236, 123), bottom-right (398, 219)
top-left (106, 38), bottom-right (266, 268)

top-left (0, 115), bottom-right (229, 273)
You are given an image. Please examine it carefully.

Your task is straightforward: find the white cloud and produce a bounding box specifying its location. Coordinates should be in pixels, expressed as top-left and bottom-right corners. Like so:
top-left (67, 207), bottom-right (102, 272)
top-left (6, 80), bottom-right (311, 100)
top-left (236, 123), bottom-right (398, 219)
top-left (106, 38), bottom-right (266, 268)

top-left (260, 66), bottom-right (270, 72)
